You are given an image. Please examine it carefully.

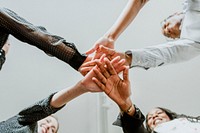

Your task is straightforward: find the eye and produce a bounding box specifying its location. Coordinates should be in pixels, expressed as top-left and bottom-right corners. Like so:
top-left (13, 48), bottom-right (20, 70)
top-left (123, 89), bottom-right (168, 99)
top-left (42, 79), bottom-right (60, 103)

top-left (157, 111), bottom-right (164, 115)
top-left (147, 116), bottom-right (152, 120)
top-left (51, 127), bottom-right (56, 133)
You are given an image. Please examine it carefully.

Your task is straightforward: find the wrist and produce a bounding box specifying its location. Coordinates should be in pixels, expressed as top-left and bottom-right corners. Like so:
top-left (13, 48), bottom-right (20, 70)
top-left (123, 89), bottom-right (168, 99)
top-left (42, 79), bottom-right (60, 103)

top-left (125, 50), bottom-right (132, 67)
top-left (120, 103), bottom-right (135, 116)
top-left (77, 81), bottom-right (90, 94)
top-left (104, 33), bottom-right (116, 43)
top-left (119, 98), bottom-right (132, 111)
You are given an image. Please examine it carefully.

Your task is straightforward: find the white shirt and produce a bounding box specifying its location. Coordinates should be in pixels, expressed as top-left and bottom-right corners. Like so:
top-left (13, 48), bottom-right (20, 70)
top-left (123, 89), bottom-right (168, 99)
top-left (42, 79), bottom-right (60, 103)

top-left (181, 0), bottom-right (200, 43)
top-left (130, 39), bottom-right (200, 69)
top-left (154, 118), bottom-right (200, 133)
top-left (130, 0), bottom-right (200, 69)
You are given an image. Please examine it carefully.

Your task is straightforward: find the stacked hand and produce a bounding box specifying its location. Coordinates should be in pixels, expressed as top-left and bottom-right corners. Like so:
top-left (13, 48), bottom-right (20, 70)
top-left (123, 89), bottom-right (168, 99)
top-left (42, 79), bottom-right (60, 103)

top-left (92, 57), bottom-right (132, 111)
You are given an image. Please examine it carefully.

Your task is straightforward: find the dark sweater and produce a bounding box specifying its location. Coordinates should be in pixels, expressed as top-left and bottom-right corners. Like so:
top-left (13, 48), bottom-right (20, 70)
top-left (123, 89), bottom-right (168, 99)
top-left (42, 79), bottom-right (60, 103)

top-left (0, 93), bottom-right (64, 133)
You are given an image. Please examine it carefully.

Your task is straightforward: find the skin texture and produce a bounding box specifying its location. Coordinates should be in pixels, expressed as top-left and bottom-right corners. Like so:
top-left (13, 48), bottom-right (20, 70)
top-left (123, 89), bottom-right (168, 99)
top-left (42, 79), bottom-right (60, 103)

top-left (161, 13), bottom-right (184, 39)
top-left (92, 58), bottom-right (135, 115)
top-left (147, 108), bottom-right (171, 131)
top-left (86, 0), bottom-right (148, 56)
top-left (2, 40), bottom-right (10, 54)
top-left (37, 116), bottom-right (58, 133)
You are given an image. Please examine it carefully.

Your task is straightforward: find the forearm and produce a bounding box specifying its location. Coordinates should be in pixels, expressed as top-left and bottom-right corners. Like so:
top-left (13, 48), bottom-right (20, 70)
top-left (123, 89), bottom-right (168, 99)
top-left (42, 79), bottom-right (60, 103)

top-left (18, 93), bottom-right (63, 124)
top-left (129, 39), bottom-right (200, 69)
top-left (50, 81), bottom-right (88, 108)
top-left (0, 8), bottom-right (86, 70)
top-left (104, 0), bottom-right (148, 41)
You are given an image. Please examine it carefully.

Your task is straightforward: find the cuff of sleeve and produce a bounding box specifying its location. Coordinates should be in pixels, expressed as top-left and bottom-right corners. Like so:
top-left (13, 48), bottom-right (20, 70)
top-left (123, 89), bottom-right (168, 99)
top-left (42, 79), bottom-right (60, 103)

top-left (113, 105), bottom-right (145, 128)
top-left (64, 42), bottom-right (87, 71)
top-left (69, 52), bottom-right (87, 71)
top-left (130, 49), bottom-right (151, 70)
top-left (121, 105), bottom-right (145, 127)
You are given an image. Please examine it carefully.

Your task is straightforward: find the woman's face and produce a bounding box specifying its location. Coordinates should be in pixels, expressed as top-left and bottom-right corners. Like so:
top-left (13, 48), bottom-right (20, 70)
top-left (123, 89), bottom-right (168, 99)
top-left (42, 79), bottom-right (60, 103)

top-left (147, 108), bottom-right (171, 130)
top-left (37, 116), bottom-right (58, 133)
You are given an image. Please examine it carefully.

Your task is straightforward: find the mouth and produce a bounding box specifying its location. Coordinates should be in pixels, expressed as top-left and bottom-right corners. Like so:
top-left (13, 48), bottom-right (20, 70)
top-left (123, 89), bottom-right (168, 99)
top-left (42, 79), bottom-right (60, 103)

top-left (153, 118), bottom-right (163, 126)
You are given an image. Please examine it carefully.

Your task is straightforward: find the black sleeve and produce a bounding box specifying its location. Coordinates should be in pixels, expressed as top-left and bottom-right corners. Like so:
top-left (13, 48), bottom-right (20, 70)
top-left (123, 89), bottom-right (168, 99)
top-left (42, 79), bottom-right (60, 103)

top-left (17, 93), bottom-right (65, 125)
top-left (113, 105), bottom-right (149, 133)
top-left (0, 8), bottom-right (87, 70)
top-left (0, 49), bottom-right (6, 70)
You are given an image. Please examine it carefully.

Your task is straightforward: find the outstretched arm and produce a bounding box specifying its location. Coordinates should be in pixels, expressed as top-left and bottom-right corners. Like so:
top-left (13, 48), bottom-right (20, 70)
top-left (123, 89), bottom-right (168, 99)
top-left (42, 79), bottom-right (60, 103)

top-left (0, 8), bottom-right (87, 70)
top-left (86, 0), bottom-right (149, 55)
top-left (18, 62), bottom-right (103, 124)
top-left (94, 39), bottom-right (200, 70)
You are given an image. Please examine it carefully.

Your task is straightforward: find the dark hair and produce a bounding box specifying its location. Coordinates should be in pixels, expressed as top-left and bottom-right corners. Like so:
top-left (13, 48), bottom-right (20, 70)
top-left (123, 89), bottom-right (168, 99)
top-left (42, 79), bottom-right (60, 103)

top-left (50, 114), bottom-right (59, 133)
top-left (145, 107), bottom-right (178, 133)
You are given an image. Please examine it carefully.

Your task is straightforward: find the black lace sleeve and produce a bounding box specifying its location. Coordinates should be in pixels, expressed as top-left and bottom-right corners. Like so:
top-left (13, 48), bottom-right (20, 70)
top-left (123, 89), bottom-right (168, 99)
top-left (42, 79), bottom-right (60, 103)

top-left (0, 8), bottom-right (87, 70)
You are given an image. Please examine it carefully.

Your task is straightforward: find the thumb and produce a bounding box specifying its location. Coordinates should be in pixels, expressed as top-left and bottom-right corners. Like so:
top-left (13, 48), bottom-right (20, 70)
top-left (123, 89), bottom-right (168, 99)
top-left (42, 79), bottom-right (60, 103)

top-left (99, 45), bottom-right (115, 55)
top-left (86, 44), bottom-right (99, 55)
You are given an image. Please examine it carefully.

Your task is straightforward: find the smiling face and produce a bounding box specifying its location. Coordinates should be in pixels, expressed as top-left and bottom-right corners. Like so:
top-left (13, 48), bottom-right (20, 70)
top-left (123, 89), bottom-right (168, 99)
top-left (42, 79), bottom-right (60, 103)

top-left (146, 108), bottom-right (171, 131)
top-left (37, 115), bottom-right (59, 133)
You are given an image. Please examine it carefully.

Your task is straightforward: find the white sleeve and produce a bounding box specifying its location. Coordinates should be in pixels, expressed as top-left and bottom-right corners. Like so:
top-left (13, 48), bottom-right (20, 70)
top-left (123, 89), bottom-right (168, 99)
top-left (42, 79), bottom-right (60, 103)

top-left (130, 39), bottom-right (200, 69)
top-left (182, 0), bottom-right (188, 13)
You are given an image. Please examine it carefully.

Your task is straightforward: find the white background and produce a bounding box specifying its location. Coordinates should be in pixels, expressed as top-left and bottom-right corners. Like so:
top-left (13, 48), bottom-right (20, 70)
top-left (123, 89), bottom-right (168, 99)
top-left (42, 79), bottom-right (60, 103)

top-left (0, 0), bottom-right (200, 133)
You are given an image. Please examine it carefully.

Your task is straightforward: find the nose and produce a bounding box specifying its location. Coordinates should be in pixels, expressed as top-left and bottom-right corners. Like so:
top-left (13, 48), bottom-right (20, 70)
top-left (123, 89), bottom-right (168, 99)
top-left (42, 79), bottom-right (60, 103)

top-left (152, 113), bottom-right (158, 119)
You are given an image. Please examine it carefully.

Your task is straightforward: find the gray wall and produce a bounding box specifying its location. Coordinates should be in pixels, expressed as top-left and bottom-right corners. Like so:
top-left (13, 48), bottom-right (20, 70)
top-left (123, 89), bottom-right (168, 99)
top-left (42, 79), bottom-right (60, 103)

top-left (1, 0), bottom-right (200, 133)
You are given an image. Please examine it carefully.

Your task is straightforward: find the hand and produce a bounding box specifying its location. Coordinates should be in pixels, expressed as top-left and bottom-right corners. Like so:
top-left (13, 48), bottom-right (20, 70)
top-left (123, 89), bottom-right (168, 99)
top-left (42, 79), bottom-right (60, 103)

top-left (2, 40), bottom-right (10, 54)
top-left (86, 36), bottom-right (114, 59)
top-left (79, 56), bottom-right (93, 76)
top-left (79, 55), bottom-right (126, 76)
top-left (161, 12), bottom-right (184, 39)
top-left (80, 65), bottom-right (103, 93)
top-left (79, 55), bottom-right (106, 92)
top-left (97, 45), bottom-right (131, 67)
top-left (92, 57), bottom-right (132, 111)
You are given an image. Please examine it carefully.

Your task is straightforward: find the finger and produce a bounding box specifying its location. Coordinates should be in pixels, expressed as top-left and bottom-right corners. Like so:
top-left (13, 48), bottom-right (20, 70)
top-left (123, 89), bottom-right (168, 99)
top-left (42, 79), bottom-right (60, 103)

top-left (111, 57), bottom-right (125, 68)
top-left (123, 66), bottom-right (129, 81)
top-left (92, 49), bottom-right (105, 60)
top-left (95, 59), bottom-right (111, 79)
top-left (80, 60), bottom-right (96, 68)
top-left (112, 59), bottom-right (126, 73)
top-left (92, 77), bottom-right (105, 91)
top-left (99, 45), bottom-right (115, 55)
top-left (110, 56), bottom-right (121, 64)
top-left (99, 54), bottom-right (106, 62)
top-left (92, 52), bottom-right (102, 60)
top-left (93, 67), bottom-right (107, 85)
top-left (79, 67), bottom-right (93, 76)
top-left (116, 65), bottom-right (126, 74)
top-left (86, 44), bottom-right (99, 55)
top-left (104, 58), bottom-right (116, 75)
